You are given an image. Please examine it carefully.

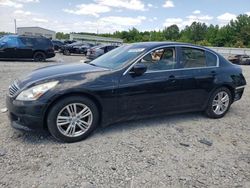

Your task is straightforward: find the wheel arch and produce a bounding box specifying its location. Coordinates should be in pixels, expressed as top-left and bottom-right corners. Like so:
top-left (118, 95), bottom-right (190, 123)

top-left (206, 84), bottom-right (235, 106)
top-left (215, 84), bottom-right (235, 101)
top-left (43, 92), bottom-right (103, 130)
top-left (33, 50), bottom-right (46, 58)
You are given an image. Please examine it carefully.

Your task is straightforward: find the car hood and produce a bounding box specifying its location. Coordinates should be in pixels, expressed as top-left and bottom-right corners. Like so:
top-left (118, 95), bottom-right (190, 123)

top-left (17, 63), bottom-right (108, 88)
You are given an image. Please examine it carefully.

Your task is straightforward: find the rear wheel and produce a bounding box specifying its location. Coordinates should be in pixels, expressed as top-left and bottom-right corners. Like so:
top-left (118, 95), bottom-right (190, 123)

top-left (47, 96), bottom-right (99, 142)
top-left (205, 87), bottom-right (232, 118)
top-left (33, 51), bottom-right (46, 62)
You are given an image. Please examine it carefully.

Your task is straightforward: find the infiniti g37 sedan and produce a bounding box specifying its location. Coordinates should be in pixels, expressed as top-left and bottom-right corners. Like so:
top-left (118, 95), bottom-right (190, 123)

top-left (6, 42), bottom-right (246, 142)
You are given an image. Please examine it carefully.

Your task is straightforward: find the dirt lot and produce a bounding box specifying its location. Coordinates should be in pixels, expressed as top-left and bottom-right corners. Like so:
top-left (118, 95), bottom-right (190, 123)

top-left (0, 53), bottom-right (249, 188)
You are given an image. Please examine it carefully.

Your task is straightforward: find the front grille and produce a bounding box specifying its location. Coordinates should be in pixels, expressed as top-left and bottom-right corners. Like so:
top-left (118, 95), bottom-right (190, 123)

top-left (9, 81), bottom-right (20, 97)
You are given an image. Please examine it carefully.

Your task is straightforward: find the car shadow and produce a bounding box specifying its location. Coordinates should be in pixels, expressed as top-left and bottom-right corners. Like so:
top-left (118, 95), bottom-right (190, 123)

top-left (16, 112), bottom-right (205, 145)
top-left (95, 112), bottom-right (204, 136)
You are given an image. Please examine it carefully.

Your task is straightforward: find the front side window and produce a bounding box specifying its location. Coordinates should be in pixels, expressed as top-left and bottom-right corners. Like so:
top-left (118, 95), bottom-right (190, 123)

top-left (6, 37), bottom-right (18, 47)
top-left (138, 47), bottom-right (177, 71)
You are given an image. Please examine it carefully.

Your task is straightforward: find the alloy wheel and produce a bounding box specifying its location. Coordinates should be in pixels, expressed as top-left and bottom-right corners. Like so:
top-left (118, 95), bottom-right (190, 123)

top-left (56, 103), bottom-right (93, 137)
top-left (212, 91), bottom-right (230, 115)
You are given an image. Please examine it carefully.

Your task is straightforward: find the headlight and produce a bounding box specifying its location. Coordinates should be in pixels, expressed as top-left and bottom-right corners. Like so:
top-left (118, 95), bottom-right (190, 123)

top-left (16, 81), bottom-right (59, 101)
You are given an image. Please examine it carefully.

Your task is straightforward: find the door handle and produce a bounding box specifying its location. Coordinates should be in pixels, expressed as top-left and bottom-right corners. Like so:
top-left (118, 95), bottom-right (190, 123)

top-left (210, 71), bottom-right (217, 76)
top-left (168, 75), bottom-right (176, 83)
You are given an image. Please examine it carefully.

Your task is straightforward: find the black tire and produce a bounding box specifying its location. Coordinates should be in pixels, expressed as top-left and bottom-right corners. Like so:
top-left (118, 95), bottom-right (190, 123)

top-left (63, 50), bottom-right (70, 56)
top-left (47, 96), bottom-right (99, 143)
top-left (33, 51), bottom-right (46, 62)
top-left (205, 87), bottom-right (232, 118)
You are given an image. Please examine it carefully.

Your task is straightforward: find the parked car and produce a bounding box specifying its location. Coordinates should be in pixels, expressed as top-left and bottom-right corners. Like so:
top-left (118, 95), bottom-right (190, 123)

top-left (6, 42), bottom-right (246, 142)
top-left (52, 40), bottom-right (64, 51)
top-left (63, 40), bottom-right (76, 45)
top-left (61, 42), bottom-right (93, 55)
top-left (228, 54), bottom-right (250, 65)
top-left (86, 44), bottom-right (119, 59)
top-left (0, 35), bottom-right (55, 61)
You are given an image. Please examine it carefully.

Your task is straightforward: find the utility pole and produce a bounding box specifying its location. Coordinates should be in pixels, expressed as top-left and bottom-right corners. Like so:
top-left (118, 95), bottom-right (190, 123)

top-left (14, 19), bottom-right (17, 34)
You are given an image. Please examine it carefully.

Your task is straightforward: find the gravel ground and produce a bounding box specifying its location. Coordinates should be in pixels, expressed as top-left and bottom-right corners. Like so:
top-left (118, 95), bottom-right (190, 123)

top-left (0, 53), bottom-right (250, 188)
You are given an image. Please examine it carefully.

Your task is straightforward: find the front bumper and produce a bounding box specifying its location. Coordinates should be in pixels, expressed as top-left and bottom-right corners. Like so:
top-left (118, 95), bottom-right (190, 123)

top-left (6, 96), bottom-right (47, 131)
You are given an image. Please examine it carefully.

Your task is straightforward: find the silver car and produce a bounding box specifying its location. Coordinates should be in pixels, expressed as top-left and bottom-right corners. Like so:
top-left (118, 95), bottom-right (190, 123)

top-left (86, 45), bottom-right (118, 59)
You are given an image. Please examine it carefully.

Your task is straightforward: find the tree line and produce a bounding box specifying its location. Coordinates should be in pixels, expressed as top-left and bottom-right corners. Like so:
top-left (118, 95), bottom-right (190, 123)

top-left (100, 14), bottom-right (250, 48)
top-left (1, 14), bottom-right (250, 48)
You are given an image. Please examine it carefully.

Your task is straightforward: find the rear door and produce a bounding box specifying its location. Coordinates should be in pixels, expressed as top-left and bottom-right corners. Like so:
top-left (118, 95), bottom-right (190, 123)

top-left (177, 46), bottom-right (218, 110)
top-left (16, 37), bottom-right (34, 58)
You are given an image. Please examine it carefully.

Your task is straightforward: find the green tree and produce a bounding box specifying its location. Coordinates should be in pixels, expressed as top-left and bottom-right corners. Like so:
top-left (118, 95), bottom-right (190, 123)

top-left (229, 14), bottom-right (250, 46)
top-left (56, 32), bottom-right (69, 40)
top-left (205, 24), bottom-right (219, 46)
top-left (163, 25), bottom-right (180, 41)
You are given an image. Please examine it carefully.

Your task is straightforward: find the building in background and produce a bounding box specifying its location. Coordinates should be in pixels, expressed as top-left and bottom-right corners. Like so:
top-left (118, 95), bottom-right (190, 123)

top-left (17, 27), bottom-right (56, 39)
top-left (70, 33), bottom-right (123, 45)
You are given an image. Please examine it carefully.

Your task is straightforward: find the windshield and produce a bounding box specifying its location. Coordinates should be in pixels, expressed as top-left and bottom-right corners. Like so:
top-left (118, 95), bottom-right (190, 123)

top-left (90, 44), bottom-right (146, 69)
top-left (0, 36), bottom-right (8, 43)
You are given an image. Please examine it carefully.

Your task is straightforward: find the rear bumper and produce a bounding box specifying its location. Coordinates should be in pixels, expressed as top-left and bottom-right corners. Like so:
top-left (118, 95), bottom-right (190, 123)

top-left (234, 85), bottom-right (245, 101)
top-left (6, 96), bottom-right (46, 131)
top-left (46, 52), bottom-right (55, 58)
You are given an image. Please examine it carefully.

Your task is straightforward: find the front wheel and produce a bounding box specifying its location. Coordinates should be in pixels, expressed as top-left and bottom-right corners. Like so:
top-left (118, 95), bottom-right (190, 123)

top-left (47, 96), bottom-right (99, 142)
top-left (205, 87), bottom-right (232, 118)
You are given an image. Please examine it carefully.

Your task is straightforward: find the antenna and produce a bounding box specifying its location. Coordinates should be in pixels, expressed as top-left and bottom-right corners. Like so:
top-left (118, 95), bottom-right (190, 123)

top-left (14, 19), bottom-right (17, 34)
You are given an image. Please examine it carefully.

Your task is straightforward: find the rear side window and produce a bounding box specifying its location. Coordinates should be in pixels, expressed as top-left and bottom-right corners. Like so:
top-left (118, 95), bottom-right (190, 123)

top-left (20, 37), bottom-right (34, 47)
top-left (180, 47), bottom-right (206, 68)
top-left (206, 51), bottom-right (217, 67)
top-left (33, 38), bottom-right (52, 47)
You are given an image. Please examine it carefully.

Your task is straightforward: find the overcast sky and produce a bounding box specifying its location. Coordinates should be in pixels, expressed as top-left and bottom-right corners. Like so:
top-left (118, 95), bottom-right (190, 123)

top-left (0, 0), bottom-right (250, 33)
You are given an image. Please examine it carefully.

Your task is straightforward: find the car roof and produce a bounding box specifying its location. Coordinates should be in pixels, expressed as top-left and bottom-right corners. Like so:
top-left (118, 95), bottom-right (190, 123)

top-left (5, 34), bottom-right (48, 39)
top-left (128, 42), bottom-right (216, 54)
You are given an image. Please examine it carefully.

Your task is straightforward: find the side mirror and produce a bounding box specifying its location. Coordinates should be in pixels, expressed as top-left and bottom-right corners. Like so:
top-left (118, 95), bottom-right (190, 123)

top-left (0, 42), bottom-right (6, 48)
top-left (129, 63), bottom-right (147, 76)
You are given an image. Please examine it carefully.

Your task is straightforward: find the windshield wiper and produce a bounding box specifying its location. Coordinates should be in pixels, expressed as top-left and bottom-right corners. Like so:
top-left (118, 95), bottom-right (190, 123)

top-left (89, 63), bottom-right (98, 67)
top-left (89, 63), bottom-right (109, 69)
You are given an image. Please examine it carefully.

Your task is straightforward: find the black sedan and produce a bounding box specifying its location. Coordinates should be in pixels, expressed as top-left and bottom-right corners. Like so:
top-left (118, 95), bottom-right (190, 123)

top-left (61, 42), bottom-right (93, 55)
top-left (51, 40), bottom-right (64, 51)
top-left (6, 42), bottom-right (246, 142)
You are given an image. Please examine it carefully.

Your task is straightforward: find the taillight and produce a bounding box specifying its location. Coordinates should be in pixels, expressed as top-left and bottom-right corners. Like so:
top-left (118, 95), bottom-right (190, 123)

top-left (48, 46), bottom-right (54, 52)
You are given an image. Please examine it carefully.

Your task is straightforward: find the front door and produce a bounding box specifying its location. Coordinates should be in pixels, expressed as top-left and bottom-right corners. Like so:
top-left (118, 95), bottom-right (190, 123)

top-left (117, 46), bottom-right (184, 119)
top-left (0, 36), bottom-right (18, 59)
